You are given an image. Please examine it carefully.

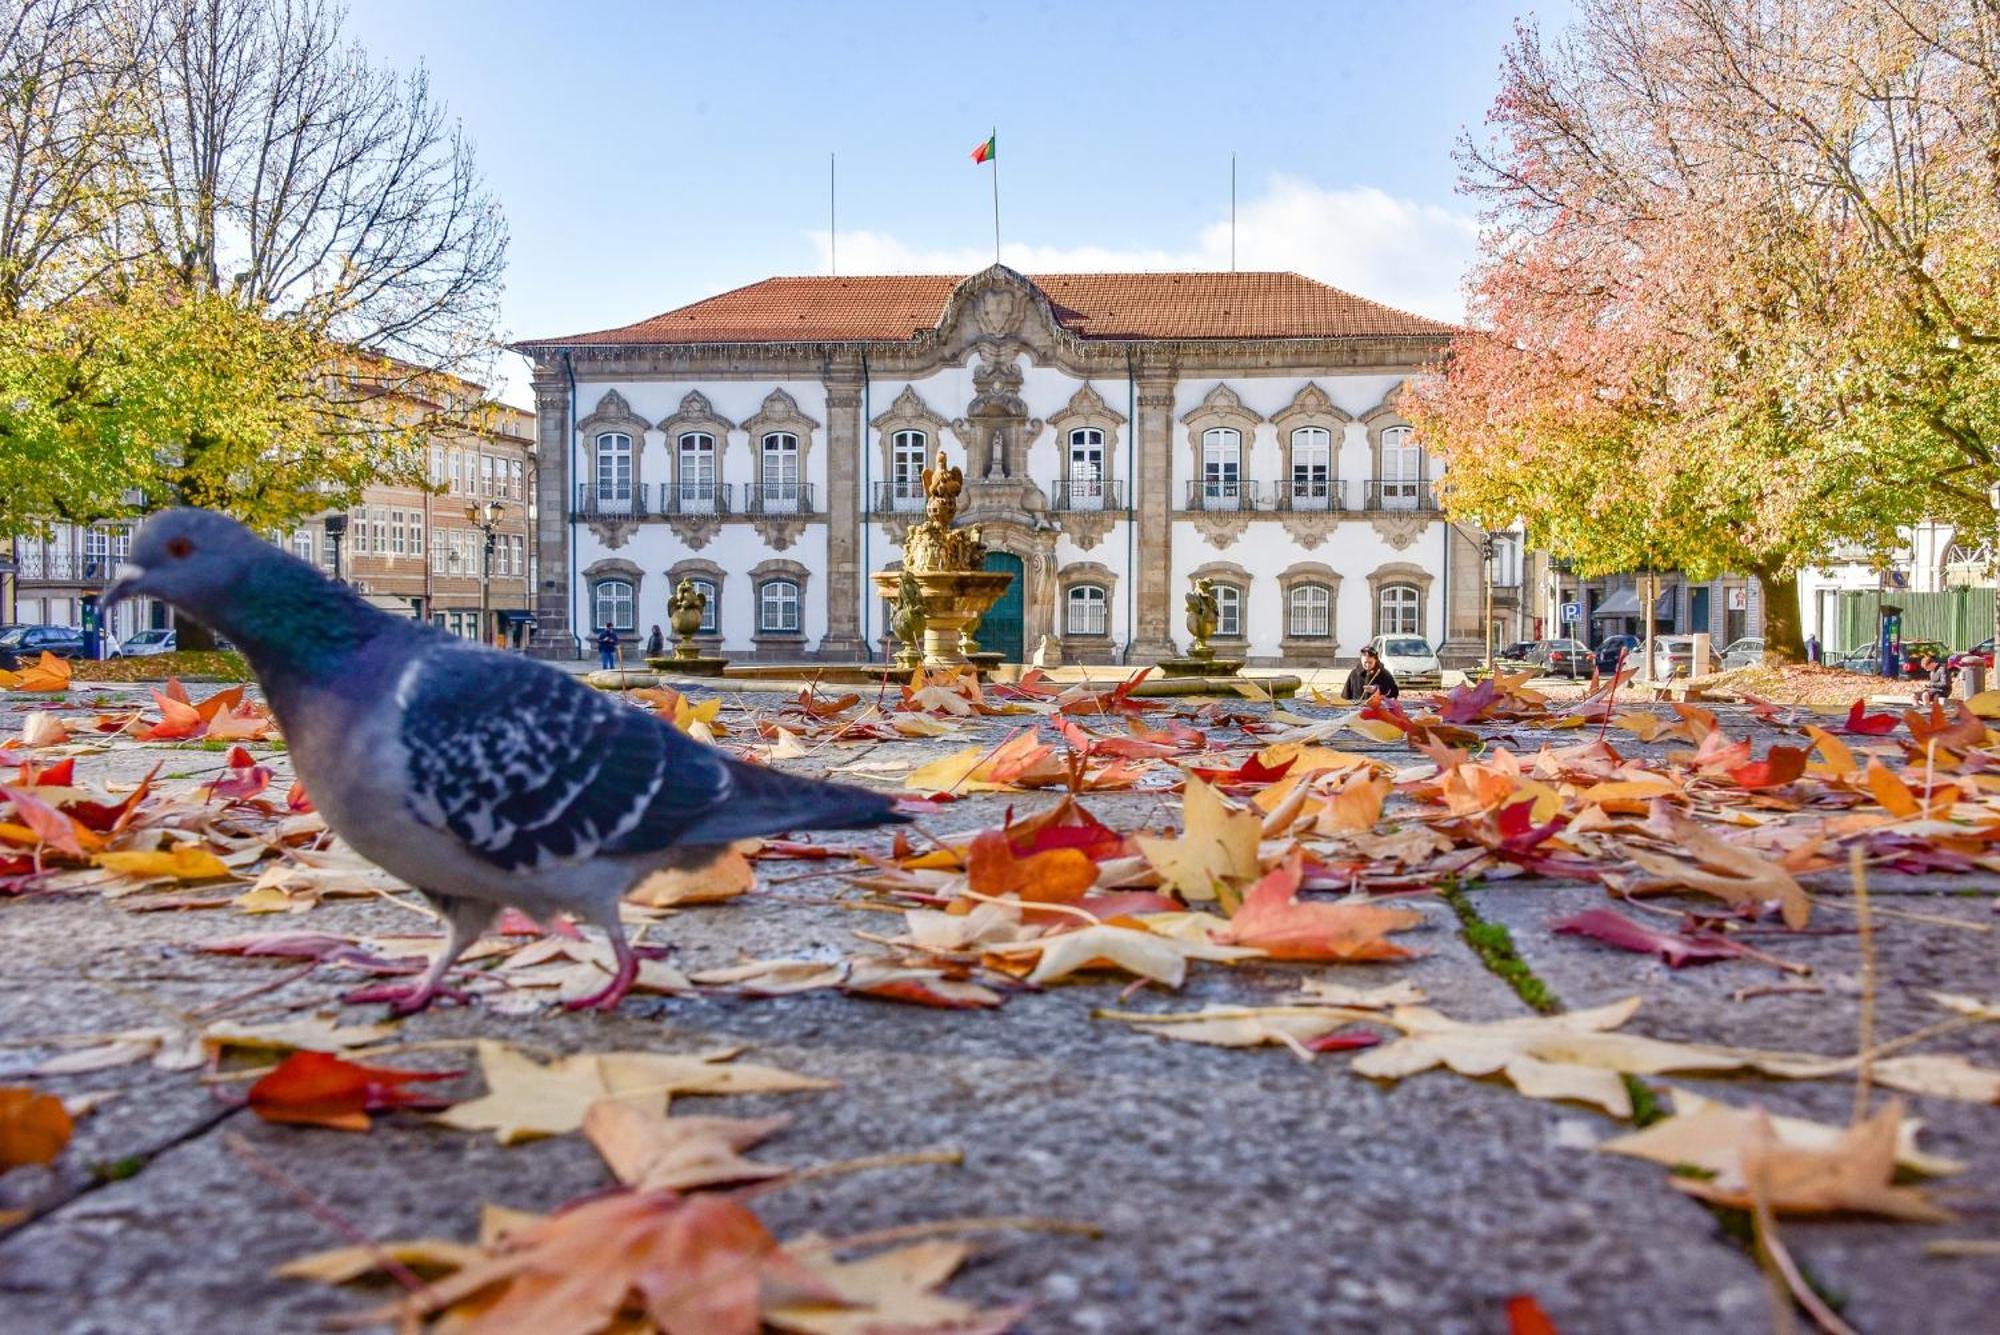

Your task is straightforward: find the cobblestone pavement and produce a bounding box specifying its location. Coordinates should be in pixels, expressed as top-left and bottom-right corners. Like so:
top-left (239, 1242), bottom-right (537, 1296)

top-left (0, 681), bottom-right (1993, 1333)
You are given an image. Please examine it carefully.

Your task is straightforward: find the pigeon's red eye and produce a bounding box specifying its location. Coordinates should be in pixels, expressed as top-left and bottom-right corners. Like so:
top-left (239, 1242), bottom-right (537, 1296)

top-left (167, 537), bottom-right (194, 559)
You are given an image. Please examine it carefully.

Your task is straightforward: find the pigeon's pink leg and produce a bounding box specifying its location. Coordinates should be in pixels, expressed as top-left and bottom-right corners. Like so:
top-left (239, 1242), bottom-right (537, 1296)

top-left (564, 926), bottom-right (639, 1012)
top-left (344, 891), bottom-right (492, 1014)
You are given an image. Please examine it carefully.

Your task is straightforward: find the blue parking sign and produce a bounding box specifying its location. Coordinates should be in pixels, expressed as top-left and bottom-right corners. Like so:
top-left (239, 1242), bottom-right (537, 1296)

top-left (1561, 601), bottom-right (1581, 622)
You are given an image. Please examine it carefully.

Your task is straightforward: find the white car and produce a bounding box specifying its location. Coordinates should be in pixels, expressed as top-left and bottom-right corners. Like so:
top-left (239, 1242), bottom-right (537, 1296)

top-left (1720, 636), bottom-right (1764, 670)
top-left (115, 628), bottom-right (178, 657)
top-left (1370, 635), bottom-right (1442, 687)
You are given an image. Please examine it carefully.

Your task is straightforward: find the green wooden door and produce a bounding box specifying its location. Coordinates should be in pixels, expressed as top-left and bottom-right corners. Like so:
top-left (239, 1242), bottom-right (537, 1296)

top-left (977, 551), bottom-right (1025, 661)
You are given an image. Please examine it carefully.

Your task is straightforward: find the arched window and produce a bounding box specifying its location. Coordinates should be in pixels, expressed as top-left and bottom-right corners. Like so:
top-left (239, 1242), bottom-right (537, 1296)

top-left (1202, 427), bottom-right (1242, 508)
top-left (594, 579), bottom-right (635, 632)
top-left (890, 431), bottom-right (928, 509)
top-left (759, 579), bottom-right (801, 634)
top-left (594, 433), bottom-right (633, 510)
top-left (691, 578), bottom-right (719, 634)
top-left (760, 433), bottom-right (800, 511)
top-left (677, 433), bottom-right (718, 512)
top-left (1289, 584), bottom-right (1332, 639)
top-left (1067, 428), bottom-right (1105, 509)
top-left (1380, 426), bottom-right (1421, 508)
top-left (1290, 427), bottom-right (1332, 509)
top-left (1213, 584), bottom-right (1243, 639)
top-left (1379, 583), bottom-right (1421, 636)
top-left (1066, 584), bottom-right (1109, 637)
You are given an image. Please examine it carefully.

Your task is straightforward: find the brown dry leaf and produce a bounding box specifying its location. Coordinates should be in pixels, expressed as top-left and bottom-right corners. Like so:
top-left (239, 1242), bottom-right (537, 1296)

top-left (1599, 1086), bottom-right (1964, 1180)
top-left (1291, 979), bottom-right (1428, 1008)
top-left (1672, 1101), bottom-right (1957, 1223)
top-left (435, 1040), bottom-right (836, 1144)
top-left (988, 923), bottom-right (1263, 989)
top-left (1098, 1004), bottom-right (1361, 1059)
top-left (0, 1086), bottom-right (74, 1167)
top-left (1135, 775), bottom-right (1261, 903)
top-left (583, 1101), bottom-right (793, 1191)
top-left (274, 1237), bottom-right (488, 1284)
top-left (1623, 817), bottom-right (1810, 928)
top-left (1314, 772), bottom-right (1391, 834)
top-left (1213, 853), bottom-right (1423, 961)
top-left (1865, 760), bottom-right (1923, 818)
top-left (769, 1238), bottom-right (1022, 1335)
top-left (627, 843), bottom-right (757, 907)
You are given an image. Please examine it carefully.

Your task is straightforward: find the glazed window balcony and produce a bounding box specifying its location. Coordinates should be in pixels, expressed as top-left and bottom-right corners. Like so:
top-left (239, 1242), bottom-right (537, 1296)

top-left (1364, 480), bottom-right (1437, 511)
top-left (573, 483), bottom-right (652, 518)
top-left (871, 481), bottom-right (929, 515)
top-left (664, 482), bottom-right (732, 515)
top-left (1183, 479), bottom-right (1267, 511)
top-left (1050, 478), bottom-right (1125, 511)
top-left (1272, 479), bottom-right (1348, 511)
top-left (747, 482), bottom-right (815, 515)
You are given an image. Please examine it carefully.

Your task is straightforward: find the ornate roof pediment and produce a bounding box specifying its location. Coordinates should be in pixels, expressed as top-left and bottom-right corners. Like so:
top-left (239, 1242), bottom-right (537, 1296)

top-left (1180, 383), bottom-right (1263, 427)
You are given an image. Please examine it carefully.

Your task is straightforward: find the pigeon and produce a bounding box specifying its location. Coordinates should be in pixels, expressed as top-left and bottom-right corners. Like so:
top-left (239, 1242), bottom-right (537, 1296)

top-left (104, 508), bottom-right (908, 1013)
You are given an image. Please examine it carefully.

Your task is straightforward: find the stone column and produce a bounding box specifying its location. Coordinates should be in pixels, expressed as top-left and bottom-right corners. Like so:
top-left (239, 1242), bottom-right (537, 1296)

top-left (1130, 372), bottom-right (1180, 660)
top-left (528, 360), bottom-right (575, 659)
top-left (815, 360), bottom-right (867, 659)
top-left (1440, 523), bottom-right (1487, 665)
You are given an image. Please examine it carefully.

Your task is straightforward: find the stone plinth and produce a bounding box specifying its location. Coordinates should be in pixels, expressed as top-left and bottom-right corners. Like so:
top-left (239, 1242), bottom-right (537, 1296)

top-left (1158, 656), bottom-right (1245, 678)
top-left (646, 655), bottom-right (730, 678)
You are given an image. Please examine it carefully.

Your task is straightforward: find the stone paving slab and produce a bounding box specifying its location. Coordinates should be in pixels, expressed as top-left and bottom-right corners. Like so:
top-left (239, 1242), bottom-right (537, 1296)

top-left (1, 692), bottom-right (1996, 1333)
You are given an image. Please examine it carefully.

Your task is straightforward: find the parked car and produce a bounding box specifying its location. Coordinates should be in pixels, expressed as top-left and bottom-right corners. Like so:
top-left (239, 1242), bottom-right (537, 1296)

top-left (1595, 634), bottom-right (1641, 674)
top-left (1529, 638), bottom-right (1594, 678)
top-left (115, 628), bottom-right (178, 658)
top-left (0, 624), bottom-right (88, 661)
top-left (1833, 644), bottom-right (1884, 673)
top-left (1896, 639), bottom-right (1950, 678)
top-left (1370, 635), bottom-right (1442, 687)
top-left (1951, 638), bottom-right (1994, 670)
top-left (1720, 636), bottom-right (1764, 670)
top-left (1648, 635), bottom-right (1715, 679)
top-left (1497, 640), bottom-right (1536, 663)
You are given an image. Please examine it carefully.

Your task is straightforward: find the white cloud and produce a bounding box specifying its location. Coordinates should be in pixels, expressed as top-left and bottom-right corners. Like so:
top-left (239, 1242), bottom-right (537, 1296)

top-left (809, 175), bottom-right (1477, 322)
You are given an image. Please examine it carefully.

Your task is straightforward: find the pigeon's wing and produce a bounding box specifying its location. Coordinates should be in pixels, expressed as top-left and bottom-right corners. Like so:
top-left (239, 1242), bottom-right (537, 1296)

top-left (397, 647), bottom-right (898, 873)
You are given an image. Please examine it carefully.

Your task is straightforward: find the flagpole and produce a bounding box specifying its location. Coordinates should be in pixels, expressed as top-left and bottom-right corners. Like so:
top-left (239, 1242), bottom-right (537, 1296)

top-left (990, 126), bottom-right (1001, 264)
top-left (829, 152), bottom-right (837, 276)
top-left (1230, 152), bottom-right (1237, 272)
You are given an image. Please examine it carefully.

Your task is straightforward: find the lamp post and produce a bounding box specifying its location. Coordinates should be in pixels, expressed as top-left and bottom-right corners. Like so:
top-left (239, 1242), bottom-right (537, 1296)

top-left (324, 513), bottom-right (348, 584)
top-left (1480, 532), bottom-right (1499, 675)
top-left (465, 499), bottom-right (506, 645)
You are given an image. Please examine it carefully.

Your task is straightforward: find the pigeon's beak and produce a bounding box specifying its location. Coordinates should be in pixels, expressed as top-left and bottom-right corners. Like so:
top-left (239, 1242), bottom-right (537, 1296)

top-left (100, 562), bottom-right (149, 613)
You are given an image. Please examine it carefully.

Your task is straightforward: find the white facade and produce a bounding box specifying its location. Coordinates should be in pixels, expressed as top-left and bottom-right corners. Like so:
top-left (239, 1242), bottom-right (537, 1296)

top-left (519, 267), bottom-right (1485, 667)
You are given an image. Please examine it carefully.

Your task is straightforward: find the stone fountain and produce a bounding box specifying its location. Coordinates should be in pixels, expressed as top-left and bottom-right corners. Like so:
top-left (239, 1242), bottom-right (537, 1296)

top-left (1159, 577), bottom-right (1244, 678)
top-left (646, 578), bottom-right (729, 677)
top-left (871, 450), bottom-right (1014, 670)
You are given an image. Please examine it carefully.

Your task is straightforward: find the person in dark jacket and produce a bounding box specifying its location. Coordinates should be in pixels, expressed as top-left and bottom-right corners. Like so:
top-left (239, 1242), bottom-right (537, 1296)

top-left (1340, 645), bottom-right (1400, 700)
top-left (1918, 653), bottom-right (1953, 706)
top-left (645, 624), bottom-right (665, 657)
top-left (595, 624), bottom-right (621, 671)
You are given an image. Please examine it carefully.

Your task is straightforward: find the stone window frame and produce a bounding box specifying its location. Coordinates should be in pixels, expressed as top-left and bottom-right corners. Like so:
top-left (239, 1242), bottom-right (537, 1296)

top-left (1278, 562), bottom-right (1342, 652)
top-left (1361, 391), bottom-right (1426, 491)
top-left (1367, 561), bottom-right (1435, 639)
top-left (749, 557), bottom-right (810, 642)
top-left (666, 557), bottom-right (727, 639)
top-left (1180, 383), bottom-right (1263, 509)
top-left (656, 390), bottom-right (737, 506)
top-left (583, 556), bottom-right (645, 634)
top-left (576, 389), bottom-right (652, 505)
top-left (740, 388), bottom-right (821, 513)
top-left (870, 385), bottom-right (954, 507)
top-left (1046, 383), bottom-right (1128, 507)
top-left (1057, 560), bottom-right (1119, 639)
top-left (1271, 382), bottom-right (1354, 508)
top-left (1188, 560), bottom-right (1252, 644)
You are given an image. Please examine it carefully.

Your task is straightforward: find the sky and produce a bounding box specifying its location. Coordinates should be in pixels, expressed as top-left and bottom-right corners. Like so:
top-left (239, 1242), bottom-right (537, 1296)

top-left (342, 0), bottom-right (1559, 404)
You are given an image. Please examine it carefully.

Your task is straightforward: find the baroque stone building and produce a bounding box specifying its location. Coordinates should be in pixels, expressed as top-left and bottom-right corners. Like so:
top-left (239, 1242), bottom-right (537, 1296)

top-left (514, 266), bottom-right (1501, 667)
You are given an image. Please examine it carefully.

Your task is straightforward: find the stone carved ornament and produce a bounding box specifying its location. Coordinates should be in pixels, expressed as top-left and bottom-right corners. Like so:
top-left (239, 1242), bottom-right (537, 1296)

top-left (584, 516), bottom-right (640, 550)
top-left (1188, 509), bottom-right (1252, 551)
top-left (665, 513), bottom-right (724, 551)
top-left (1368, 511), bottom-right (1430, 552)
top-left (1059, 508), bottom-right (1117, 552)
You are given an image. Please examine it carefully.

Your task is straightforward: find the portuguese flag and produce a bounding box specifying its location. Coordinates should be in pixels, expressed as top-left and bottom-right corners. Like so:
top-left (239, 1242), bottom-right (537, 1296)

top-left (970, 133), bottom-right (996, 164)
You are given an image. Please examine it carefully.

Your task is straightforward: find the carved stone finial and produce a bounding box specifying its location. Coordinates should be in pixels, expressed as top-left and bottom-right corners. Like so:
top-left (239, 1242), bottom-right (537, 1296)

top-left (1184, 577), bottom-right (1220, 660)
top-left (668, 578), bottom-right (707, 658)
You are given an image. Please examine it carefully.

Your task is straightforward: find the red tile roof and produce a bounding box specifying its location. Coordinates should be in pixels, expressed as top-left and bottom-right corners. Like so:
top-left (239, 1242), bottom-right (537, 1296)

top-left (519, 271), bottom-right (1457, 348)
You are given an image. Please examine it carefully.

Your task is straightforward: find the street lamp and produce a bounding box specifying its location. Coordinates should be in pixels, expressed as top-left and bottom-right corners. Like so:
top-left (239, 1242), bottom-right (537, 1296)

top-left (465, 499), bottom-right (506, 645)
top-left (324, 513), bottom-right (348, 584)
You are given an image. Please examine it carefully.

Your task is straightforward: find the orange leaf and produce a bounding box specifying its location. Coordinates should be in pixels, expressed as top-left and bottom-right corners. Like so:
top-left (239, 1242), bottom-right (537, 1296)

top-left (1, 785), bottom-right (88, 856)
top-left (0, 1086), bottom-right (73, 1167)
top-left (1725, 745), bottom-right (1807, 790)
top-left (247, 1051), bottom-right (458, 1132)
top-left (1315, 772), bottom-right (1390, 833)
top-left (1865, 760), bottom-right (1922, 818)
top-left (1507, 1293), bottom-right (1561, 1335)
top-left (140, 691), bottom-right (205, 741)
top-left (1215, 851), bottom-right (1422, 961)
top-left (966, 828), bottom-right (1097, 903)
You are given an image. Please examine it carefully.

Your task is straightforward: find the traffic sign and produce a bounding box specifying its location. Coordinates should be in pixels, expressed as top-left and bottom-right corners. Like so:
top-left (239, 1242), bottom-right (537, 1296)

top-left (1561, 601), bottom-right (1581, 622)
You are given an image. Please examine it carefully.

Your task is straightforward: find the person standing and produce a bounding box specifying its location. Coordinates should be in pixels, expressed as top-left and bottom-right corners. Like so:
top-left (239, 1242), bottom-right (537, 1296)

top-left (595, 624), bottom-right (620, 671)
top-left (1340, 645), bottom-right (1400, 700)
top-left (1805, 632), bottom-right (1821, 665)
top-left (645, 624), bottom-right (665, 657)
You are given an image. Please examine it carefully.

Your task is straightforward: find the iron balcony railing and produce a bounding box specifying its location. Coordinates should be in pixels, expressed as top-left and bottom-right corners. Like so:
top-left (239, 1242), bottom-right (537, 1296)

top-left (1271, 478), bottom-right (1348, 511)
top-left (871, 481), bottom-right (927, 514)
top-left (573, 483), bottom-right (652, 518)
top-left (1050, 478), bottom-right (1125, 511)
top-left (1183, 479), bottom-right (1267, 511)
top-left (15, 551), bottom-right (125, 581)
top-left (1363, 480), bottom-right (1437, 511)
top-left (662, 482), bottom-right (732, 515)
top-left (746, 482), bottom-right (815, 515)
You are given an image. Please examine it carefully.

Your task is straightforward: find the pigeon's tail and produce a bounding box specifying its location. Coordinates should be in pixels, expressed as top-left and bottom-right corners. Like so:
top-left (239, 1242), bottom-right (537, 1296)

top-left (677, 757), bottom-right (910, 846)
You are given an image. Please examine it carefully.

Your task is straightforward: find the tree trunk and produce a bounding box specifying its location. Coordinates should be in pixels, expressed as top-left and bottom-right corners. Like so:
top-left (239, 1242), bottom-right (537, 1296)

top-left (1750, 562), bottom-right (1805, 664)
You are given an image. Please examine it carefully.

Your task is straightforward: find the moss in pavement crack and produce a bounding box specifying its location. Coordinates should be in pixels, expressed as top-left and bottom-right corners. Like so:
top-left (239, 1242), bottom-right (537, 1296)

top-left (1439, 881), bottom-right (1562, 1015)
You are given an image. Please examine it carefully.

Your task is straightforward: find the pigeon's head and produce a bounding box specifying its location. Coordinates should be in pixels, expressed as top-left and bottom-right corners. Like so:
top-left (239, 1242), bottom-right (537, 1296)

top-left (104, 508), bottom-right (284, 625)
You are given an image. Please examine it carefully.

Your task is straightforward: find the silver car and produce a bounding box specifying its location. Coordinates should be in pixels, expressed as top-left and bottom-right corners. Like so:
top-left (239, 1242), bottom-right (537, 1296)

top-left (1720, 636), bottom-right (1763, 670)
top-left (115, 628), bottom-right (178, 657)
top-left (1371, 635), bottom-right (1442, 687)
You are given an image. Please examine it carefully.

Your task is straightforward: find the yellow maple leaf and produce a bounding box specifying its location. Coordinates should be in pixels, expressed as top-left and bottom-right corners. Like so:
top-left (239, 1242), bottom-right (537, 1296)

top-left (95, 843), bottom-right (234, 882)
top-left (1135, 775), bottom-right (1261, 902)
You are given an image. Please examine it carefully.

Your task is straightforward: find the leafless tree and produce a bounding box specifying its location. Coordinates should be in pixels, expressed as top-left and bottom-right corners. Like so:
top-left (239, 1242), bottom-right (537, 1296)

top-left (116, 0), bottom-right (507, 380)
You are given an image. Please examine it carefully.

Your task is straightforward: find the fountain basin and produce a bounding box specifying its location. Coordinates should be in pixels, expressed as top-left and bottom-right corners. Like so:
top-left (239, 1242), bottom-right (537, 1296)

top-left (871, 569), bottom-right (1015, 668)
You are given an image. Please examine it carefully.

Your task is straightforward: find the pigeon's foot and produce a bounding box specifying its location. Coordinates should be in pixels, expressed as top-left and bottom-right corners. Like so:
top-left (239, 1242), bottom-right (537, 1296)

top-left (343, 980), bottom-right (475, 1015)
top-left (563, 930), bottom-right (640, 1012)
